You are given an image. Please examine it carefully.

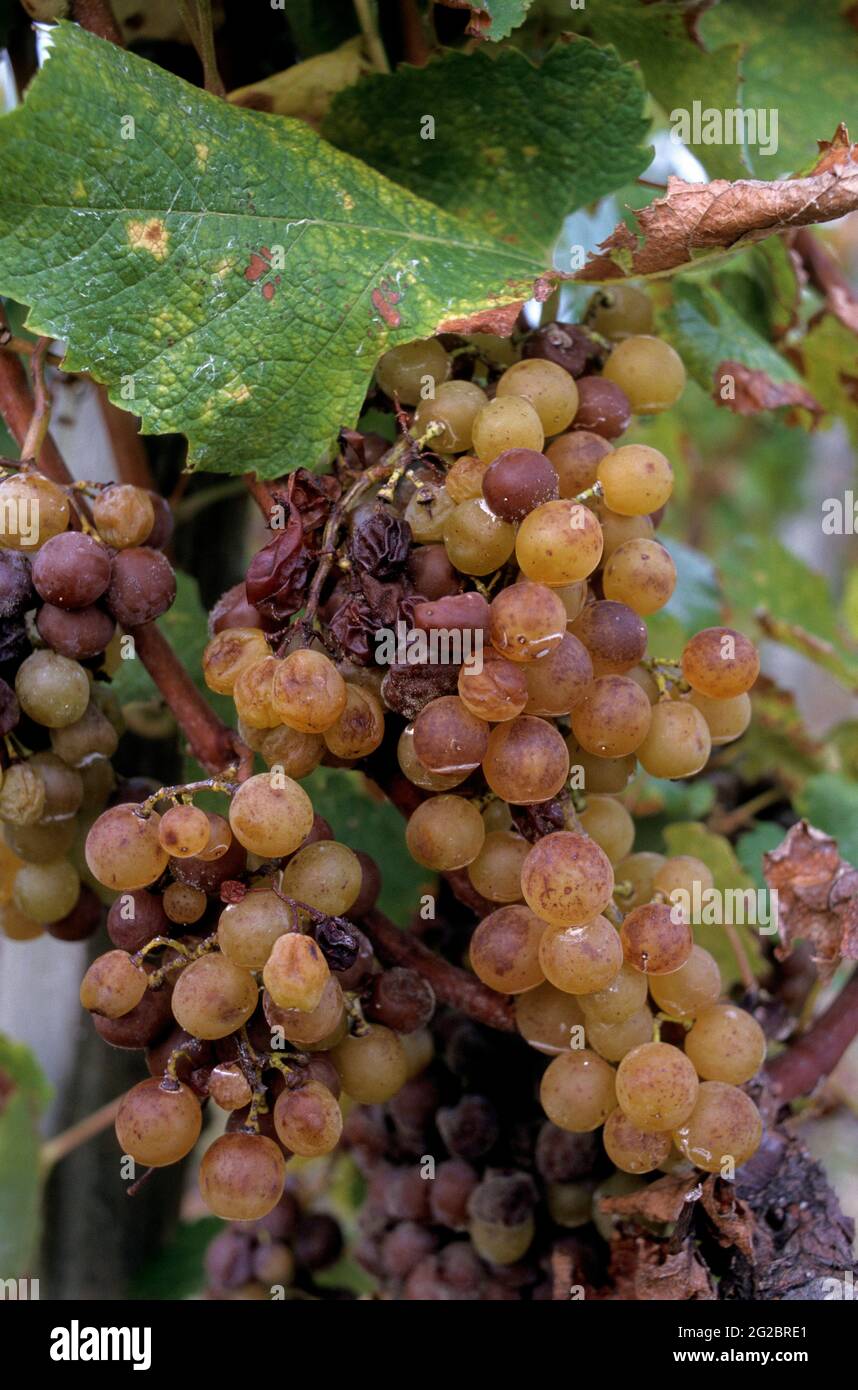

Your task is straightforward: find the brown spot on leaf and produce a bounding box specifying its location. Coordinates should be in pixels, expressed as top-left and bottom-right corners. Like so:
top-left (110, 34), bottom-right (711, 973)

top-left (0, 1067), bottom-right (16, 1115)
top-left (127, 218), bottom-right (169, 260)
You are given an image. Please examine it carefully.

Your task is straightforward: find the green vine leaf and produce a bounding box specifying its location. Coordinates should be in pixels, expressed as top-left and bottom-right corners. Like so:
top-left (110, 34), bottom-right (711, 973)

top-left (0, 1035), bottom-right (52, 1280)
top-left (324, 40), bottom-right (651, 257)
top-left (438, 0), bottom-right (534, 41)
top-left (0, 24), bottom-right (546, 478)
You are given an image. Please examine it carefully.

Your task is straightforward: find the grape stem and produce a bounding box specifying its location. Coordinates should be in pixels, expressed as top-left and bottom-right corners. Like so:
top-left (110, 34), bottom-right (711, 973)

top-left (177, 0), bottom-right (226, 97)
top-left (41, 1095), bottom-right (124, 1171)
top-left (360, 907), bottom-right (515, 1032)
top-left (70, 0), bottom-right (124, 45)
top-left (19, 338), bottom-right (53, 465)
top-left (135, 773), bottom-right (241, 817)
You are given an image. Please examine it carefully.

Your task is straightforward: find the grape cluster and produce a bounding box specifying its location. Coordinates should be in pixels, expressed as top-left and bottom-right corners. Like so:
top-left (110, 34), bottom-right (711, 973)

top-left (203, 1189), bottom-right (344, 1300)
top-left (0, 472), bottom-right (175, 943)
top-left (78, 289), bottom-right (765, 1254)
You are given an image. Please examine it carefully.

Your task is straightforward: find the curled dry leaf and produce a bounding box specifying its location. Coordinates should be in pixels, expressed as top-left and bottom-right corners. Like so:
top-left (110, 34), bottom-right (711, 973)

top-left (712, 361), bottom-right (823, 419)
top-left (763, 820), bottom-right (858, 973)
top-left (575, 125), bottom-right (858, 283)
top-left (606, 1236), bottom-right (716, 1301)
top-left (598, 1172), bottom-right (701, 1226)
top-left (700, 1176), bottom-right (755, 1259)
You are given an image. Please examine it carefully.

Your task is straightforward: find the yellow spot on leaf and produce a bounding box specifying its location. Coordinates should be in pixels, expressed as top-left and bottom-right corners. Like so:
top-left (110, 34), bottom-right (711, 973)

top-left (72, 179), bottom-right (87, 200)
top-left (341, 192), bottom-right (355, 212)
top-left (224, 383), bottom-right (252, 405)
top-left (127, 218), bottom-right (169, 260)
top-left (522, 146), bottom-right (539, 159)
top-left (195, 143), bottom-right (210, 171)
top-left (213, 258), bottom-right (233, 279)
top-left (482, 146), bottom-right (507, 166)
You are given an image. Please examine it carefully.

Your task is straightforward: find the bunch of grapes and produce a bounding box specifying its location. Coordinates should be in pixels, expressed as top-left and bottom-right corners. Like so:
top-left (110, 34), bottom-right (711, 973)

top-left (77, 286), bottom-right (766, 1259)
top-left (203, 1190), bottom-right (345, 1300)
top-left (0, 471), bottom-right (175, 943)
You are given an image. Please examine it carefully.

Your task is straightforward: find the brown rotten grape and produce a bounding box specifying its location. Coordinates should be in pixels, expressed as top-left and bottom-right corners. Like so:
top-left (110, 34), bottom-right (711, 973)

top-left (482, 715), bottom-right (569, 805)
top-left (458, 651), bottom-right (528, 723)
top-left (199, 1132), bottom-right (287, 1220)
top-left (523, 633), bottom-right (593, 717)
top-left (681, 627), bottom-right (760, 700)
top-left (520, 831), bottom-right (614, 926)
top-left (273, 1080), bottom-right (343, 1157)
top-left (272, 649), bottom-right (347, 733)
top-left (569, 675), bottom-right (652, 758)
top-left (570, 600), bottom-right (647, 677)
top-left (263, 932), bottom-right (330, 1013)
top-left (481, 449), bottom-right (559, 521)
top-left (413, 696), bottom-right (488, 776)
top-left (115, 1078), bottom-right (202, 1167)
top-left (620, 902), bottom-right (693, 976)
top-left (489, 581), bottom-right (567, 663)
top-left (469, 904), bottom-right (546, 993)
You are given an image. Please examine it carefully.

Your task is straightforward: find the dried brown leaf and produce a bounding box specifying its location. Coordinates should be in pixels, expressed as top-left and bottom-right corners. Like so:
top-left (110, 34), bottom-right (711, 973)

top-left (763, 820), bottom-right (858, 973)
top-left (607, 1235), bottom-right (716, 1301)
top-left (599, 1172), bottom-right (700, 1225)
top-left (700, 1176), bottom-right (755, 1258)
top-left (575, 126), bottom-right (858, 283)
top-left (713, 361), bottom-right (823, 419)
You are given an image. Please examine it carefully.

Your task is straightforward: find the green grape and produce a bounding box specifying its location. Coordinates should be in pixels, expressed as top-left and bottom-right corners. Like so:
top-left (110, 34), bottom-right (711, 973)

top-left (376, 338), bottom-right (450, 405)
top-left (688, 690), bottom-right (752, 745)
top-left (470, 1214), bottom-right (535, 1266)
top-left (652, 855), bottom-right (714, 921)
top-left (413, 380), bottom-right (488, 452)
top-left (684, 1003), bottom-right (766, 1085)
top-left (282, 841), bottom-right (362, 916)
top-left (636, 700), bottom-right (711, 779)
top-left (613, 850), bottom-right (665, 909)
top-left (466, 831), bottom-right (529, 903)
top-left (596, 445), bottom-right (674, 516)
top-left (273, 1080), bottom-right (343, 1157)
top-left (85, 804), bottom-right (169, 891)
top-left (603, 539), bottom-right (677, 616)
top-left (578, 794), bottom-right (635, 863)
top-left (404, 481), bottom-right (457, 543)
top-left (538, 915), bottom-right (623, 994)
top-left (472, 395), bottom-right (545, 463)
top-left (566, 736), bottom-right (637, 794)
top-left (49, 699), bottom-right (119, 766)
top-left (28, 751), bottom-right (83, 821)
top-left (6, 816), bottom-right (77, 864)
top-left (649, 945), bottom-right (722, 1020)
top-left (520, 830), bottom-right (614, 926)
top-left (442, 497), bottom-right (516, 575)
top-left (602, 335), bottom-right (686, 413)
top-left (672, 1081), bottom-right (762, 1172)
top-left (217, 888), bottom-right (295, 970)
top-left (228, 773), bottom-right (314, 858)
top-left (515, 981), bottom-right (585, 1054)
top-left (539, 1049), bottom-right (617, 1132)
top-left (615, 1042), bottom-right (698, 1133)
top-left (13, 858), bottom-right (80, 922)
top-left (262, 932), bottom-right (330, 1013)
top-left (681, 627), bottom-right (760, 699)
top-left (233, 655), bottom-right (280, 730)
top-left (585, 1005), bottom-right (653, 1062)
top-left (406, 793), bottom-right (485, 871)
top-left (496, 357), bottom-right (579, 434)
top-left (199, 1132), bottom-right (287, 1220)
top-left (603, 1107), bottom-right (671, 1174)
top-left (80, 949), bottom-right (148, 1018)
top-left (585, 285), bottom-right (653, 341)
top-left (516, 500), bottom-right (603, 586)
top-left (115, 1078), bottom-right (202, 1168)
top-left (171, 953), bottom-right (259, 1039)
top-left (620, 901), bottom-right (693, 976)
top-left (579, 961), bottom-right (648, 1025)
top-left (469, 904), bottom-right (546, 993)
top-left (15, 649), bottom-right (90, 728)
top-left (331, 1025), bottom-right (408, 1103)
